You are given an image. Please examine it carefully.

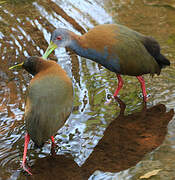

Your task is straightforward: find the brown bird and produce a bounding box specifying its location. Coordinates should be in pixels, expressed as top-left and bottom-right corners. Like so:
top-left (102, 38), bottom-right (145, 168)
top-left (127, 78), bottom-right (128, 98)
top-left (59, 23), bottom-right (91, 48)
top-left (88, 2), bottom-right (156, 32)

top-left (9, 56), bottom-right (73, 175)
top-left (43, 24), bottom-right (170, 101)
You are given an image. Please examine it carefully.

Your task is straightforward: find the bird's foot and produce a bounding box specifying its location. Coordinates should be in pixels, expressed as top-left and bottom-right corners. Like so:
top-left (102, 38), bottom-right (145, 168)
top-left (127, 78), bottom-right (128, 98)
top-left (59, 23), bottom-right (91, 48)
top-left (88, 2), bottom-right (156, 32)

top-left (51, 141), bottom-right (56, 148)
top-left (21, 163), bottom-right (32, 175)
top-left (143, 96), bottom-right (148, 102)
top-left (51, 143), bottom-right (57, 156)
top-left (143, 94), bottom-right (150, 102)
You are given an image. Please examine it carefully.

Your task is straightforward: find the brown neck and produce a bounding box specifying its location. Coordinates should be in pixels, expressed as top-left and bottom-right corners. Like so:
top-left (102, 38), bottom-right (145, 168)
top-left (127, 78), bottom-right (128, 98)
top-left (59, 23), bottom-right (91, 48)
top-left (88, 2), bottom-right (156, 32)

top-left (35, 59), bottom-right (52, 73)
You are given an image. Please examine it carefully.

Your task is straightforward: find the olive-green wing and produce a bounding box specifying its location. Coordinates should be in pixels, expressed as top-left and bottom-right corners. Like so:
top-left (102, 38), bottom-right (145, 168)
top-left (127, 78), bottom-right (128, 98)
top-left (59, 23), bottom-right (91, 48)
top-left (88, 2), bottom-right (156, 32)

top-left (24, 75), bottom-right (73, 147)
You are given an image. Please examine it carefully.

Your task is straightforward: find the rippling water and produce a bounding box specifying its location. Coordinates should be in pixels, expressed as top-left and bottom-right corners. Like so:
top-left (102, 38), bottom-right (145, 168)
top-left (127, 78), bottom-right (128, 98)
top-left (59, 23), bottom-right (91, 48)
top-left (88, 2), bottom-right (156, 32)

top-left (0, 0), bottom-right (175, 179)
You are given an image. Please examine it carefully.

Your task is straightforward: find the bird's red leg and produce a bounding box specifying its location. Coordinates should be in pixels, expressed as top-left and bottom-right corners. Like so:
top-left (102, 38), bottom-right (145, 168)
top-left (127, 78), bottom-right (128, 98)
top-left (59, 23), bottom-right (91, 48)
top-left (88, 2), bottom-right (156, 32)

top-left (51, 136), bottom-right (56, 147)
top-left (51, 136), bottom-right (56, 156)
top-left (136, 76), bottom-right (147, 102)
top-left (22, 133), bottom-right (32, 175)
top-left (113, 75), bottom-right (123, 98)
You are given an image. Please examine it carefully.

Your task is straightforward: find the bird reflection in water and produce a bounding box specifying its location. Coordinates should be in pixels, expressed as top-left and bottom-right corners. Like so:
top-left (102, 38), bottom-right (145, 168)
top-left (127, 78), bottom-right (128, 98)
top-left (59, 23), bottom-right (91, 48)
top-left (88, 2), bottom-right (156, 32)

top-left (26, 98), bottom-right (174, 180)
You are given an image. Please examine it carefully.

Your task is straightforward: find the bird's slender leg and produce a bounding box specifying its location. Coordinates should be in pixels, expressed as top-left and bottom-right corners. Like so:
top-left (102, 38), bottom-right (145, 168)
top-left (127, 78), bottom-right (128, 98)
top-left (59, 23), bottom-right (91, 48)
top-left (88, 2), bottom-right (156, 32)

top-left (51, 136), bottom-right (56, 156)
top-left (113, 75), bottom-right (123, 98)
top-left (51, 136), bottom-right (56, 147)
top-left (22, 133), bottom-right (32, 175)
top-left (136, 76), bottom-right (147, 102)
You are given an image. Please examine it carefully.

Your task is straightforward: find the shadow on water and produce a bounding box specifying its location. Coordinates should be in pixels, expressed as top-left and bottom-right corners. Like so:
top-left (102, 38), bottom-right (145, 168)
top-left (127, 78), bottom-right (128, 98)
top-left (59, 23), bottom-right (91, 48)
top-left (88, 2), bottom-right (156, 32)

top-left (21, 99), bottom-right (174, 180)
top-left (83, 99), bottom-right (174, 179)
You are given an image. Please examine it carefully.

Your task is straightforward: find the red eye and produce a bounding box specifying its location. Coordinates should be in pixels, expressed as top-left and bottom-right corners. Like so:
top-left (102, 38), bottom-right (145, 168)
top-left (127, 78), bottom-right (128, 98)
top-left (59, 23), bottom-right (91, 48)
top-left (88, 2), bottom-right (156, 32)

top-left (56, 36), bottom-right (62, 40)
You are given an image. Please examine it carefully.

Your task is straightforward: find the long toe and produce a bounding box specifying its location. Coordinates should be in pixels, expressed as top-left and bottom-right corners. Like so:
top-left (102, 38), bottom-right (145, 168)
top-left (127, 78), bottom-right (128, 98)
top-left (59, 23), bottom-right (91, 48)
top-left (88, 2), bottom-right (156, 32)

top-left (22, 163), bottom-right (32, 175)
top-left (143, 95), bottom-right (148, 102)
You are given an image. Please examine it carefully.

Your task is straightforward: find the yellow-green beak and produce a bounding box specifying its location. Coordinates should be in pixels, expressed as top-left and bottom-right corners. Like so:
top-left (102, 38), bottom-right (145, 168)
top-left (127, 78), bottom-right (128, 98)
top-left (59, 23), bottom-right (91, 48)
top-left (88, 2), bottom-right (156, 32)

top-left (42, 41), bottom-right (58, 59)
top-left (9, 62), bottom-right (24, 70)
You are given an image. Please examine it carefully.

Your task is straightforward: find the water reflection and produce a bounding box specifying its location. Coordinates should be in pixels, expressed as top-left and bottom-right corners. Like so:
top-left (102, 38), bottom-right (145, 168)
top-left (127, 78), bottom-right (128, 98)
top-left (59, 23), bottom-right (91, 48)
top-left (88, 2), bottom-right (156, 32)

top-left (84, 99), bottom-right (174, 179)
top-left (18, 99), bottom-right (173, 179)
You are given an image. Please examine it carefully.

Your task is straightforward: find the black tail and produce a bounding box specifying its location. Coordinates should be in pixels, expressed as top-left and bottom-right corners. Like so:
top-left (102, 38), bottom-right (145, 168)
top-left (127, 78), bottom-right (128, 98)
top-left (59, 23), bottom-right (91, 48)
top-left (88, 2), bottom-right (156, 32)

top-left (156, 53), bottom-right (170, 68)
top-left (141, 36), bottom-right (170, 68)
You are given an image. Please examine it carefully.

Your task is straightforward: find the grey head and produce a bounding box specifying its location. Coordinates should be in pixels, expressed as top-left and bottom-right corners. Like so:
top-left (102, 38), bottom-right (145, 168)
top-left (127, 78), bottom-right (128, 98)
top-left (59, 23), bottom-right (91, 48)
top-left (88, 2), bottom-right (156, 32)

top-left (51, 28), bottom-right (72, 48)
